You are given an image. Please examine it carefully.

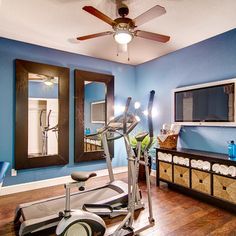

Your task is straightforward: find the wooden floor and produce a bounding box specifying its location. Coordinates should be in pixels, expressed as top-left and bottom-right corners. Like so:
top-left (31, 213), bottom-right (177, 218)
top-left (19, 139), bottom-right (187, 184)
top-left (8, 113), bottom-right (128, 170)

top-left (0, 173), bottom-right (235, 236)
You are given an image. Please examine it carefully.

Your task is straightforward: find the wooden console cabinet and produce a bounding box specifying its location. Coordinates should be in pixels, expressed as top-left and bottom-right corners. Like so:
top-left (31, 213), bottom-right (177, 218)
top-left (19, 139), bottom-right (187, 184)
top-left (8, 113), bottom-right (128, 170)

top-left (156, 148), bottom-right (236, 213)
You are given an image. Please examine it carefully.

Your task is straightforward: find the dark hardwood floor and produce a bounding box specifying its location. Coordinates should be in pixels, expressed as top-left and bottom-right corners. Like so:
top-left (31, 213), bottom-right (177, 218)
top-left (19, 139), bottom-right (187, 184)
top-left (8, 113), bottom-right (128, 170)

top-left (0, 172), bottom-right (235, 236)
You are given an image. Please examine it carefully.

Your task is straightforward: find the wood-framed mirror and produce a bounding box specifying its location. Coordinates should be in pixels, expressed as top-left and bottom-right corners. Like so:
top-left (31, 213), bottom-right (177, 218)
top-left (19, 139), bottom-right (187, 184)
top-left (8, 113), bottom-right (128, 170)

top-left (74, 69), bottom-right (114, 162)
top-left (15, 59), bottom-right (69, 170)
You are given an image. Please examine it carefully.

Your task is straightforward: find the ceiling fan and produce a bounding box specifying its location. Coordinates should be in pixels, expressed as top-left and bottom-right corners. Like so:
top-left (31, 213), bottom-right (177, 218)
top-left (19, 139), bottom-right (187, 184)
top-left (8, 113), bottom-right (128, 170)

top-left (28, 73), bottom-right (58, 86)
top-left (77, 3), bottom-right (170, 45)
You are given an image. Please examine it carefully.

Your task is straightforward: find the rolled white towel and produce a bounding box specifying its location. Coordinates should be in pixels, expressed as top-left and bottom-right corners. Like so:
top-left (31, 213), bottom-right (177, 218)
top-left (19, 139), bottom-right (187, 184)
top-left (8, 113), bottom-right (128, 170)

top-left (168, 154), bottom-right (172, 162)
top-left (196, 160), bottom-right (202, 169)
top-left (191, 160), bottom-right (197, 168)
top-left (202, 161), bottom-right (211, 171)
top-left (185, 158), bottom-right (190, 166)
top-left (158, 152), bottom-right (163, 160)
top-left (220, 165), bottom-right (228, 176)
top-left (173, 156), bottom-right (178, 164)
top-left (212, 164), bottom-right (220, 173)
top-left (228, 166), bottom-right (236, 177)
top-left (163, 153), bottom-right (172, 162)
top-left (195, 160), bottom-right (199, 168)
top-left (158, 152), bottom-right (166, 161)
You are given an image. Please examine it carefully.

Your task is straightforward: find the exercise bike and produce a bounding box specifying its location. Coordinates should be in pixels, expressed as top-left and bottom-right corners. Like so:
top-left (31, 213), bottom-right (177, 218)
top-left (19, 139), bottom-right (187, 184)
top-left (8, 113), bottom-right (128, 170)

top-left (56, 91), bottom-right (155, 236)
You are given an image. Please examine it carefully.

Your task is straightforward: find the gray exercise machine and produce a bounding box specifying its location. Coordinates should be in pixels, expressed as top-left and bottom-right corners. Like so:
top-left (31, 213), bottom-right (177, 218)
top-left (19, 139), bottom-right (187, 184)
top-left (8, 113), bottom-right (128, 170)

top-left (40, 109), bottom-right (58, 156)
top-left (14, 97), bottom-right (143, 236)
top-left (56, 91), bottom-right (156, 236)
top-left (0, 161), bottom-right (10, 189)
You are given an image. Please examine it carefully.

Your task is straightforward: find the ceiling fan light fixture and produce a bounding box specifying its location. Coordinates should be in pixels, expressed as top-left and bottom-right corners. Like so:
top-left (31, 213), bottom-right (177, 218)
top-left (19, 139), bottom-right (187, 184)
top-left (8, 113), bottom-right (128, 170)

top-left (114, 30), bottom-right (133, 44)
top-left (44, 78), bottom-right (54, 86)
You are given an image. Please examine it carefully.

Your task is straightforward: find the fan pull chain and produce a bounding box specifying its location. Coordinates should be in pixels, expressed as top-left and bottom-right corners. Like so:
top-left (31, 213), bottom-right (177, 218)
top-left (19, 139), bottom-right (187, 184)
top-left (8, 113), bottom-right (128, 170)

top-left (116, 43), bottom-right (130, 61)
top-left (127, 44), bottom-right (130, 61)
top-left (116, 43), bottom-right (119, 57)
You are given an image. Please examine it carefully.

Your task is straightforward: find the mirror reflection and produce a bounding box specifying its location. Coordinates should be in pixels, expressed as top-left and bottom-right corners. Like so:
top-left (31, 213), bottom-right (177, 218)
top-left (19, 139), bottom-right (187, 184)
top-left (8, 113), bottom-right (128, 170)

top-left (84, 81), bottom-right (106, 152)
top-left (28, 73), bottom-right (59, 158)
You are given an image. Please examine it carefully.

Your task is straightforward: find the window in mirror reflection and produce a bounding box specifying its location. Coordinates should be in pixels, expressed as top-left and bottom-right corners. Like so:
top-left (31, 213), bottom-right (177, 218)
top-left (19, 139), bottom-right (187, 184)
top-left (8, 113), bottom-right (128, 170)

top-left (84, 81), bottom-right (106, 153)
top-left (28, 73), bottom-right (59, 158)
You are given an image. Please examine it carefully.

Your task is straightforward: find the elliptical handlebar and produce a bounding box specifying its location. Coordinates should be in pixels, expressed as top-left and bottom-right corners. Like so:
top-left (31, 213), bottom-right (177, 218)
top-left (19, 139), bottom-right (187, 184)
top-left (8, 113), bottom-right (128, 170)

top-left (123, 97), bottom-right (132, 135)
top-left (146, 90), bottom-right (155, 150)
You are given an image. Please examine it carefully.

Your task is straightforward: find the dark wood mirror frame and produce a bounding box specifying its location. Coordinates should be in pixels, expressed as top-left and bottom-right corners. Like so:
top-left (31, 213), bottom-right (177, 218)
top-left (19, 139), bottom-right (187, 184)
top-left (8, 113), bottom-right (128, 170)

top-left (74, 69), bottom-right (114, 163)
top-left (15, 59), bottom-right (69, 170)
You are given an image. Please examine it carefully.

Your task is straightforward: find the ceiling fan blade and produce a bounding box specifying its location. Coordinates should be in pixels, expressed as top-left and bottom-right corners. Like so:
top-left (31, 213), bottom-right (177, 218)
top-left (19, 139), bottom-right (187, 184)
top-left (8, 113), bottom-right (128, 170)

top-left (133, 5), bottom-right (166, 26)
top-left (77, 31), bottom-right (113, 41)
top-left (134, 30), bottom-right (170, 43)
top-left (83, 6), bottom-right (116, 26)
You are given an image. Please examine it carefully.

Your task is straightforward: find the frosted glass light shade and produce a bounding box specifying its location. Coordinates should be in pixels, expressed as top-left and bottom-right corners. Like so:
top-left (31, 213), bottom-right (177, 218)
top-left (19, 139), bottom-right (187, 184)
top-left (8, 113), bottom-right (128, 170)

top-left (114, 30), bottom-right (133, 44)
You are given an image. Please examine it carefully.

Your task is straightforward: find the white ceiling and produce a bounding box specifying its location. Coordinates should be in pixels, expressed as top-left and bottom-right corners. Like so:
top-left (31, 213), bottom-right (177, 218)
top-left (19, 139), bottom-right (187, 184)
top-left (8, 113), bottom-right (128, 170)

top-left (0, 0), bottom-right (236, 65)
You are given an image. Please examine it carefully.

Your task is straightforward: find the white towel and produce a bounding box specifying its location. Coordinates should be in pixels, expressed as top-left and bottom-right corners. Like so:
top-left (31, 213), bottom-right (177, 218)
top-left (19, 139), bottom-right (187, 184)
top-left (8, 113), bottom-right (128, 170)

top-left (170, 124), bottom-right (181, 134)
top-left (212, 164), bottom-right (220, 173)
top-left (158, 134), bottom-right (169, 142)
top-left (163, 123), bottom-right (171, 130)
top-left (197, 160), bottom-right (202, 169)
top-left (202, 161), bottom-right (211, 171)
top-left (191, 160), bottom-right (196, 168)
top-left (220, 165), bottom-right (228, 176)
top-left (173, 156), bottom-right (178, 164)
top-left (166, 154), bottom-right (172, 162)
top-left (228, 166), bottom-right (236, 177)
top-left (158, 152), bottom-right (172, 162)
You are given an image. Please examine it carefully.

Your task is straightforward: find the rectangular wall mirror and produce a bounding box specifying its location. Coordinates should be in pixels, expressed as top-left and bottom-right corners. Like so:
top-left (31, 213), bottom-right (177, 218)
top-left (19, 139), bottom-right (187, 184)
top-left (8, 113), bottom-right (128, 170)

top-left (15, 60), bottom-right (69, 169)
top-left (28, 73), bottom-right (59, 157)
top-left (74, 69), bottom-right (114, 162)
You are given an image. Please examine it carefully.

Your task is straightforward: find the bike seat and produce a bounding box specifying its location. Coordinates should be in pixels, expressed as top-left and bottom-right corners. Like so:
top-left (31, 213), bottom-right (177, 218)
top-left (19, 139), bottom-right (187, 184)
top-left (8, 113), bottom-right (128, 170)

top-left (135, 132), bottom-right (149, 142)
top-left (71, 172), bottom-right (97, 182)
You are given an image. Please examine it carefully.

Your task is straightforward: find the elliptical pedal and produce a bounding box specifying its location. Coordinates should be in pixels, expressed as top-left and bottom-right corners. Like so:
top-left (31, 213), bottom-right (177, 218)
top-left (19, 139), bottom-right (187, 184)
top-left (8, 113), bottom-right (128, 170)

top-left (110, 227), bottom-right (134, 236)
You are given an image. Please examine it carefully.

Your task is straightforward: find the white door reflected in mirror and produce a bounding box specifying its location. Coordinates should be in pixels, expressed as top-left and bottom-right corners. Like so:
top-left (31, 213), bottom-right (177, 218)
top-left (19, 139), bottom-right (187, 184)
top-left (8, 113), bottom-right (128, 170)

top-left (27, 73), bottom-right (59, 158)
top-left (84, 81), bottom-right (106, 153)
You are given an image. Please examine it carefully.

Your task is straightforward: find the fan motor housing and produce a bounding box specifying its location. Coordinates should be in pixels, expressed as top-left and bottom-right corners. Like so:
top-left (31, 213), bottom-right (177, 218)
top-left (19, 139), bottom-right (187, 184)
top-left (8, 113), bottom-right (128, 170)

top-left (114, 18), bottom-right (135, 30)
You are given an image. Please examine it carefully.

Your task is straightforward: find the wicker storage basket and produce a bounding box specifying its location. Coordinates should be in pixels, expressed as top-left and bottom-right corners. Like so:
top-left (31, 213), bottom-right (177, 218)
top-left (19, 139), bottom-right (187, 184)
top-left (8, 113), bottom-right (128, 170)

top-left (174, 165), bottom-right (189, 187)
top-left (159, 161), bottom-right (172, 182)
top-left (213, 175), bottom-right (236, 204)
top-left (192, 169), bottom-right (211, 195)
top-left (158, 134), bottom-right (178, 149)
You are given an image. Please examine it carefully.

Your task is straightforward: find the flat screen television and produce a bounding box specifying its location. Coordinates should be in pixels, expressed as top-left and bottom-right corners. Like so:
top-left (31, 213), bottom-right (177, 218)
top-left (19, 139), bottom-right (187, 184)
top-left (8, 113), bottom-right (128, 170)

top-left (91, 100), bottom-right (105, 123)
top-left (173, 79), bottom-right (236, 126)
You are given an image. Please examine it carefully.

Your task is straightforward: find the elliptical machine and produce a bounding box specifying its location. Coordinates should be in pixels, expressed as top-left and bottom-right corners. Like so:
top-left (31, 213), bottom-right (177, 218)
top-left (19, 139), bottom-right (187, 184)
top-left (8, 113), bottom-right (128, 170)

top-left (15, 97), bottom-right (143, 236)
top-left (56, 90), bottom-right (155, 236)
top-left (40, 109), bottom-right (58, 156)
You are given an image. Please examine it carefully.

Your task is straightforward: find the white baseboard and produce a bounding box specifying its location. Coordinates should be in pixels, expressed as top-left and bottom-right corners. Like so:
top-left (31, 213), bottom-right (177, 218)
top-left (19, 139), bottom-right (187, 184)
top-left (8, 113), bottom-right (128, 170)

top-left (0, 166), bottom-right (128, 196)
top-left (150, 169), bottom-right (156, 177)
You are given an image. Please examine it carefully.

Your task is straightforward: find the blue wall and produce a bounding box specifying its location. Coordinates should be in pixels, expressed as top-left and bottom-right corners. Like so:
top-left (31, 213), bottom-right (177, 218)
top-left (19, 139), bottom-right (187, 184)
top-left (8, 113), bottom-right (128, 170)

top-left (1, 28), bottom-right (236, 186)
top-left (135, 28), bottom-right (236, 154)
top-left (29, 81), bottom-right (58, 98)
top-left (0, 37), bottom-right (136, 186)
top-left (84, 82), bottom-right (105, 133)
